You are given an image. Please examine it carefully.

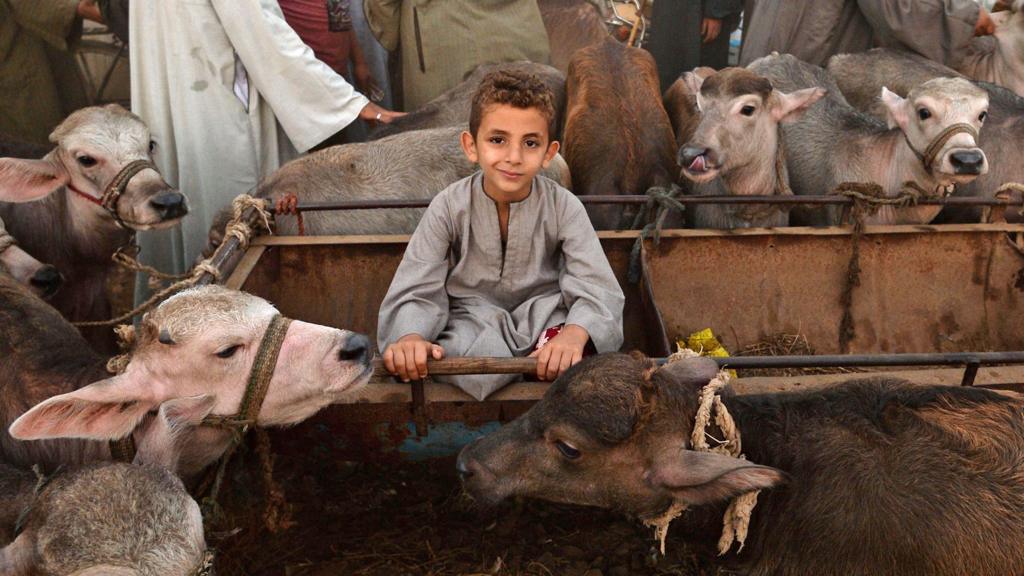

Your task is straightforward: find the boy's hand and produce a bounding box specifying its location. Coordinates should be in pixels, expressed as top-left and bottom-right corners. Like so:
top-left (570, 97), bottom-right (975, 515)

top-left (529, 324), bottom-right (590, 381)
top-left (383, 334), bottom-right (444, 382)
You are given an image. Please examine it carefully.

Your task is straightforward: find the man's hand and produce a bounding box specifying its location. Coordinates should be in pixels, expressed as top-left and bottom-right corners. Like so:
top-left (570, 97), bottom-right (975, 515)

top-left (975, 7), bottom-right (996, 36)
top-left (383, 334), bottom-right (444, 382)
top-left (359, 102), bottom-right (406, 125)
top-left (77, 0), bottom-right (104, 23)
top-left (529, 324), bottom-right (590, 381)
top-left (701, 18), bottom-right (722, 44)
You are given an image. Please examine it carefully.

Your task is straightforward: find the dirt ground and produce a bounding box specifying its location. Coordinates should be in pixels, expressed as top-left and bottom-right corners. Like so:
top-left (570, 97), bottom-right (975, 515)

top-left (210, 448), bottom-right (713, 576)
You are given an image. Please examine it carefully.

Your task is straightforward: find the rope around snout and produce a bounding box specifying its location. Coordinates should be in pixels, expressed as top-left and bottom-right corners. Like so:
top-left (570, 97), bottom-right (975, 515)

top-left (645, 349), bottom-right (760, 556)
top-left (76, 195), bottom-right (272, 331)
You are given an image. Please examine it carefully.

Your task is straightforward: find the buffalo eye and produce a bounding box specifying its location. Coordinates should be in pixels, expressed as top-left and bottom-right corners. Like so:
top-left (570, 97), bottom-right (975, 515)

top-left (740, 105), bottom-right (756, 117)
top-left (555, 440), bottom-right (581, 460)
top-left (215, 344), bottom-right (241, 359)
top-left (149, 140), bottom-right (157, 153)
top-left (917, 108), bottom-right (932, 121)
top-left (979, 111), bottom-right (988, 123)
top-left (76, 155), bottom-right (97, 167)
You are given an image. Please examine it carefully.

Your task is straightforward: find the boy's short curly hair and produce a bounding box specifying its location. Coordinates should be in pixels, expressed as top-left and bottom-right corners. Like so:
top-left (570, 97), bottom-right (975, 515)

top-left (469, 69), bottom-right (557, 140)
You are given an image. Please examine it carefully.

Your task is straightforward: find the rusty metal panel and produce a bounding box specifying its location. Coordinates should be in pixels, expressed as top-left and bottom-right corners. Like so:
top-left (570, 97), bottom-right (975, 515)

top-left (644, 225), bottom-right (1024, 355)
top-left (235, 234), bottom-right (655, 353)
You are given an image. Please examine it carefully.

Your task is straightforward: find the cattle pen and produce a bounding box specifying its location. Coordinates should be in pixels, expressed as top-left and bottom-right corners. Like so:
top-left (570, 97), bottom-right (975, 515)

top-left (182, 193), bottom-right (1024, 574)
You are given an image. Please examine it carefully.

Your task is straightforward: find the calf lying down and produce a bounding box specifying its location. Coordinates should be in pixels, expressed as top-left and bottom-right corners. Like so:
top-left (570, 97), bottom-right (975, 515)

top-left (459, 353), bottom-right (1024, 576)
top-left (0, 462), bottom-right (206, 576)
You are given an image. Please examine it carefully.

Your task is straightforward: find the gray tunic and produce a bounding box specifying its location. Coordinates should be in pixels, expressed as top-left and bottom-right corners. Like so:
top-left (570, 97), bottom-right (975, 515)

top-left (377, 172), bottom-right (625, 400)
top-left (739, 0), bottom-right (980, 68)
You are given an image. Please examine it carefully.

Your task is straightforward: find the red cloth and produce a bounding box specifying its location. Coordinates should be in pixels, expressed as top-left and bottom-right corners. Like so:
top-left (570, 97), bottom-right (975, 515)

top-left (278, 0), bottom-right (351, 76)
top-left (533, 324), bottom-right (597, 356)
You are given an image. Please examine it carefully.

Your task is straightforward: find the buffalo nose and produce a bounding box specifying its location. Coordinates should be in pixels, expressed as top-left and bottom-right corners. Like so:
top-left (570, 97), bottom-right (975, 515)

top-left (949, 150), bottom-right (985, 175)
top-left (456, 452), bottom-right (475, 481)
top-left (149, 191), bottom-right (188, 220)
top-left (678, 146), bottom-right (709, 167)
top-left (29, 266), bottom-right (63, 298)
top-left (338, 333), bottom-right (371, 364)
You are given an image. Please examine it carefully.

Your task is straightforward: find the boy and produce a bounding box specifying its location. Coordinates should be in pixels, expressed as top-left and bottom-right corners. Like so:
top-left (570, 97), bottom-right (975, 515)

top-left (377, 70), bottom-right (625, 400)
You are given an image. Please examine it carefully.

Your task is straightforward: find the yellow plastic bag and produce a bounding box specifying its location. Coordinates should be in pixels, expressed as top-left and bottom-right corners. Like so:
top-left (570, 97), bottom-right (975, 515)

top-left (676, 328), bottom-right (737, 379)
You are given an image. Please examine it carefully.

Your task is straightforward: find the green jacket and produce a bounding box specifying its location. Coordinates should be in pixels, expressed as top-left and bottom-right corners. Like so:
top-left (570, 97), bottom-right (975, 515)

top-left (0, 0), bottom-right (89, 145)
top-left (364, 0), bottom-right (551, 111)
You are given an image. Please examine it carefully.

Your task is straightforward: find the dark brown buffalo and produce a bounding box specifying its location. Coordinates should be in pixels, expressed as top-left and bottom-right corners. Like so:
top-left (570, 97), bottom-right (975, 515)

top-left (563, 37), bottom-right (678, 228)
top-left (458, 353), bottom-right (1024, 576)
top-left (538, 0), bottom-right (609, 74)
top-left (0, 106), bottom-right (188, 353)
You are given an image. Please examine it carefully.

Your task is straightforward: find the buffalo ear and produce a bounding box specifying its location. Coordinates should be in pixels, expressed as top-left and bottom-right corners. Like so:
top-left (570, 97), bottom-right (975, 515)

top-left (880, 87), bottom-right (910, 131)
top-left (133, 395), bottom-right (217, 469)
top-left (770, 87), bottom-right (827, 123)
top-left (646, 450), bottom-right (786, 506)
top-left (0, 158), bottom-right (69, 203)
top-left (8, 374), bottom-right (159, 442)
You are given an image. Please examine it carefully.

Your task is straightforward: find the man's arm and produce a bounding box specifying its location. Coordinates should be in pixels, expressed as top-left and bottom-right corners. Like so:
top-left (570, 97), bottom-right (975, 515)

top-left (377, 195), bottom-right (455, 378)
top-left (557, 199), bottom-right (626, 354)
top-left (8, 0), bottom-right (89, 51)
top-left (211, 0), bottom-right (369, 153)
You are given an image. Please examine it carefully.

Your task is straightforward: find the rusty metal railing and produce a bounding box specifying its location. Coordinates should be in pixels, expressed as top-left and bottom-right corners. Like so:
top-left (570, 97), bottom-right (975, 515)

top-left (264, 195), bottom-right (1024, 213)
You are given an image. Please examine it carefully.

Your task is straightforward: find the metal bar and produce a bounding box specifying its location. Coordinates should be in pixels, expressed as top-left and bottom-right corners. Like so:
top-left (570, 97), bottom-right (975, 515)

top-left (371, 352), bottom-right (1024, 377)
top-left (961, 362), bottom-right (980, 387)
top-left (269, 195), bottom-right (1024, 213)
top-left (195, 205), bottom-right (267, 287)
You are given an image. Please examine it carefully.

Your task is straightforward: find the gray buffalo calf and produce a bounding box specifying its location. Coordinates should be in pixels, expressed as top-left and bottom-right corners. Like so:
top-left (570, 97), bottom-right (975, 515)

top-left (458, 353), bottom-right (1024, 576)
top-left (369, 61), bottom-right (566, 141)
top-left (0, 462), bottom-right (207, 576)
top-left (739, 54), bottom-right (990, 225)
top-left (670, 68), bottom-right (825, 228)
top-left (828, 48), bottom-right (1024, 223)
top-left (203, 126), bottom-right (571, 257)
top-left (0, 105), bottom-right (188, 352)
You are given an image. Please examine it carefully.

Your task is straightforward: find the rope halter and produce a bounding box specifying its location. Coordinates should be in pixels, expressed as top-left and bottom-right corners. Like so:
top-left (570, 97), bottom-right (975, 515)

top-left (904, 122), bottom-right (979, 173)
top-left (108, 313), bottom-right (293, 463)
top-left (67, 159), bottom-right (157, 229)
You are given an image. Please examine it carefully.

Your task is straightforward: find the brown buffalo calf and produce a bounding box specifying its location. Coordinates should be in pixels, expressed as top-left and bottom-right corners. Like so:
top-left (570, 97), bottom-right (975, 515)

top-left (562, 37), bottom-right (677, 229)
top-left (538, 0), bottom-right (609, 74)
top-left (459, 353), bottom-right (1024, 576)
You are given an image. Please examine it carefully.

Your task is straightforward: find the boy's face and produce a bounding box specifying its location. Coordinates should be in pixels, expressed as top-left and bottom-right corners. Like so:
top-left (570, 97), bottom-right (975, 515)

top-left (461, 104), bottom-right (560, 201)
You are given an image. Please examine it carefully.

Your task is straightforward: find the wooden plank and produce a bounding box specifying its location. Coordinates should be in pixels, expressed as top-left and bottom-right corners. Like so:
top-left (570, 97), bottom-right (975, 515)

top-left (251, 223), bottom-right (1024, 247)
top-left (223, 244), bottom-right (266, 290)
top-left (338, 365), bottom-right (1024, 405)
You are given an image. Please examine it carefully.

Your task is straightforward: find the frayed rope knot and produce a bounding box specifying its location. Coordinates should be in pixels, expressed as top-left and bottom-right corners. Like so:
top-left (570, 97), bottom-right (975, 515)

top-left (106, 324), bottom-right (137, 374)
top-left (658, 348), bottom-right (760, 556)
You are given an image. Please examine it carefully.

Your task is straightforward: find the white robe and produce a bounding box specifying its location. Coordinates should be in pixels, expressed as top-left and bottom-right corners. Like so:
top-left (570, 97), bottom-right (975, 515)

top-left (377, 173), bottom-right (625, 400)
top-left (129, 0), bottom-right (369, 277)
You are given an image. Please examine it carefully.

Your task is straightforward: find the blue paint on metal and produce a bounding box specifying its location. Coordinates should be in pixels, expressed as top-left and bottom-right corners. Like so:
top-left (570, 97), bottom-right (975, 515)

top-left (397, 421), bottom-right (503, 461)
